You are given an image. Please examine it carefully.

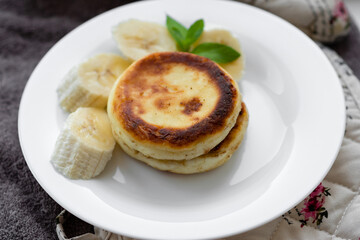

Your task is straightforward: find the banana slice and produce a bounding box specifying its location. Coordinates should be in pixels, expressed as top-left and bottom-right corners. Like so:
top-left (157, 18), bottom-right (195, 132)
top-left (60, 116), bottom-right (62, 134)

top-left (57, 53), bottom-right (131, 112)
top-left (194, 29), bottom-right (244, 80)
top-left (51, 107), bottom-right (115, 179)
top-left (112, 19), bottom-right (177, 61)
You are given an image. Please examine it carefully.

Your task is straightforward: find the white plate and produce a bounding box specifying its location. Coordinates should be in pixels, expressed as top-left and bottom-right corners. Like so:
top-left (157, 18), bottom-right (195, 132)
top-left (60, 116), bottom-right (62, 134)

top-left (18, 0), bottom-right (345, 239)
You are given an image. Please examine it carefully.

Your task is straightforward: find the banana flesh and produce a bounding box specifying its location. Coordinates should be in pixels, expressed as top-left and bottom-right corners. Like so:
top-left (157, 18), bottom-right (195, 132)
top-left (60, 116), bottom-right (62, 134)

top-left (112, 19), bottom-right (177, 61)
top-left (57, 53), bottom-right (131, 112)
top-left (51, 107), bottom-right (115, 179)
top-left (194, 29), bottom-right (244, 80)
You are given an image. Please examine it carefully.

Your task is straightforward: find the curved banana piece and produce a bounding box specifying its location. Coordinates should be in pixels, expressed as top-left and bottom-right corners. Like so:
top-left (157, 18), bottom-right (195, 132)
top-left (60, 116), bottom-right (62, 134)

top-left (51, 107), bottom-right (115, 179)
top-left (194, 29), bottom-right (244, 80)
top-left (57, 53), bottom-right (131, 112)
top-left (112, 19), bottom-right (177, 61)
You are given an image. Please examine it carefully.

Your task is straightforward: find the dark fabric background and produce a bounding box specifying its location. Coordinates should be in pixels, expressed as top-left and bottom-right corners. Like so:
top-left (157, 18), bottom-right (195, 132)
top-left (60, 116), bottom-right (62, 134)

top-left (0, 0), bottom-right (359, 239)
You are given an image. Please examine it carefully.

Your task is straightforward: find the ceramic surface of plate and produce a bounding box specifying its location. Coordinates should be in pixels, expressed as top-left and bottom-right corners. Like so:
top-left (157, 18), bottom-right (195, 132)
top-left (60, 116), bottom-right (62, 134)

top-left (18, 0), bottom-right (345, 239)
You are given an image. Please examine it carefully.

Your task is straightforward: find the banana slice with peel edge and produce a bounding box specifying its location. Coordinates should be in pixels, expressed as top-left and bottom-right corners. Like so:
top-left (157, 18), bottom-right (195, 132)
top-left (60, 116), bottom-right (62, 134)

top-left (194, 29), bottom-right (244, 80)
top-left (51, 107), bottom-right (115, 179)
top-left (57, 53), bottom-right (131, 112)
top-left (112, 19), bottom-right (177, 61)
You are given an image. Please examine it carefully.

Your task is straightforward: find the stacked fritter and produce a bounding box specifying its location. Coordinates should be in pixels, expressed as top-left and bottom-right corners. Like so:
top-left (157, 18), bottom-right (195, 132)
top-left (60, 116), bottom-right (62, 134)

top-left (108, 52), bottom-right (248, 174)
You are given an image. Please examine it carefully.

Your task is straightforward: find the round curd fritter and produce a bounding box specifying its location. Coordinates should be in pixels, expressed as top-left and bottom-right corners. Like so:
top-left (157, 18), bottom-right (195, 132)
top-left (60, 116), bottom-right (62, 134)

top-left (118, 103), bottom-right (248, 174)
top-left (107, 52), bottom-right (242, 160)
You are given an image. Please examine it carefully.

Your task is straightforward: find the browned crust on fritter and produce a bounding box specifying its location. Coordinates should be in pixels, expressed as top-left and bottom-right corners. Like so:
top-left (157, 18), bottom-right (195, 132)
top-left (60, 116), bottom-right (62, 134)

top-left (118, 102), bottom-right (249, 174)
top-left (143, 102), bottom-right (248, 165)
top-left (111, 52), bottom-right (238, 147)
top-left (208, 102), bottom-right (247, 154)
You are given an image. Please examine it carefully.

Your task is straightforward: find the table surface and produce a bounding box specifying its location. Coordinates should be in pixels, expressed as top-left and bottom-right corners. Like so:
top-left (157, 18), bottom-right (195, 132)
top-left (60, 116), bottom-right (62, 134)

top-left (0, 1), bottom-right (359, 239)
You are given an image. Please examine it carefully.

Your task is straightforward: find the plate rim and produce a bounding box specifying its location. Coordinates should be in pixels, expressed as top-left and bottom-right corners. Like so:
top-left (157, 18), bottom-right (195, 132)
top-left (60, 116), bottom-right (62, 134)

top-left (18, 0), bottom-right (346, 239)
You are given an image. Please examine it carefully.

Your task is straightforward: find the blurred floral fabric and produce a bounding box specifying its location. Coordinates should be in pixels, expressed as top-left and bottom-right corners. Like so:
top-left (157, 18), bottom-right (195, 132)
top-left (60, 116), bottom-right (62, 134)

top-left (237, 0), bottom-right (350, 42)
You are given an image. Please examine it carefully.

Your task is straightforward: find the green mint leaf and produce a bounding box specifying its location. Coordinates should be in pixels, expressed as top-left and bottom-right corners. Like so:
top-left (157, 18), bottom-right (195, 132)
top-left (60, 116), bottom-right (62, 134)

top-left (166, 15), bottom-right (187, 51)
top-left (170, 27), bottom-right (186, 51)
top-left (183, 19), bottom-right (204, 51)
top-left (191, 43), bottom-right (240, 63)
top-left (166, 15), bottom-right (187, 37)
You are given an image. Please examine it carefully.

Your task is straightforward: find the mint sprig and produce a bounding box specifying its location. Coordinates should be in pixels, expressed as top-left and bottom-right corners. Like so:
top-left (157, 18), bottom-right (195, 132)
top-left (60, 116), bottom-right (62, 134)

top-left (191, 43), bottom-right (241, 63)
top-left (166, 16), bottom-right (204, 52)
top-left (166, 15), bottom-right (240, 63)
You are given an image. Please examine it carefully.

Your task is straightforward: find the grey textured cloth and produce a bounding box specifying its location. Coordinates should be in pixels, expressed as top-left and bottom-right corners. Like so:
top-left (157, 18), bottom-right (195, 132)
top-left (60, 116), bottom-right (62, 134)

top-left (0, 1), bottom-right (359, 240)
